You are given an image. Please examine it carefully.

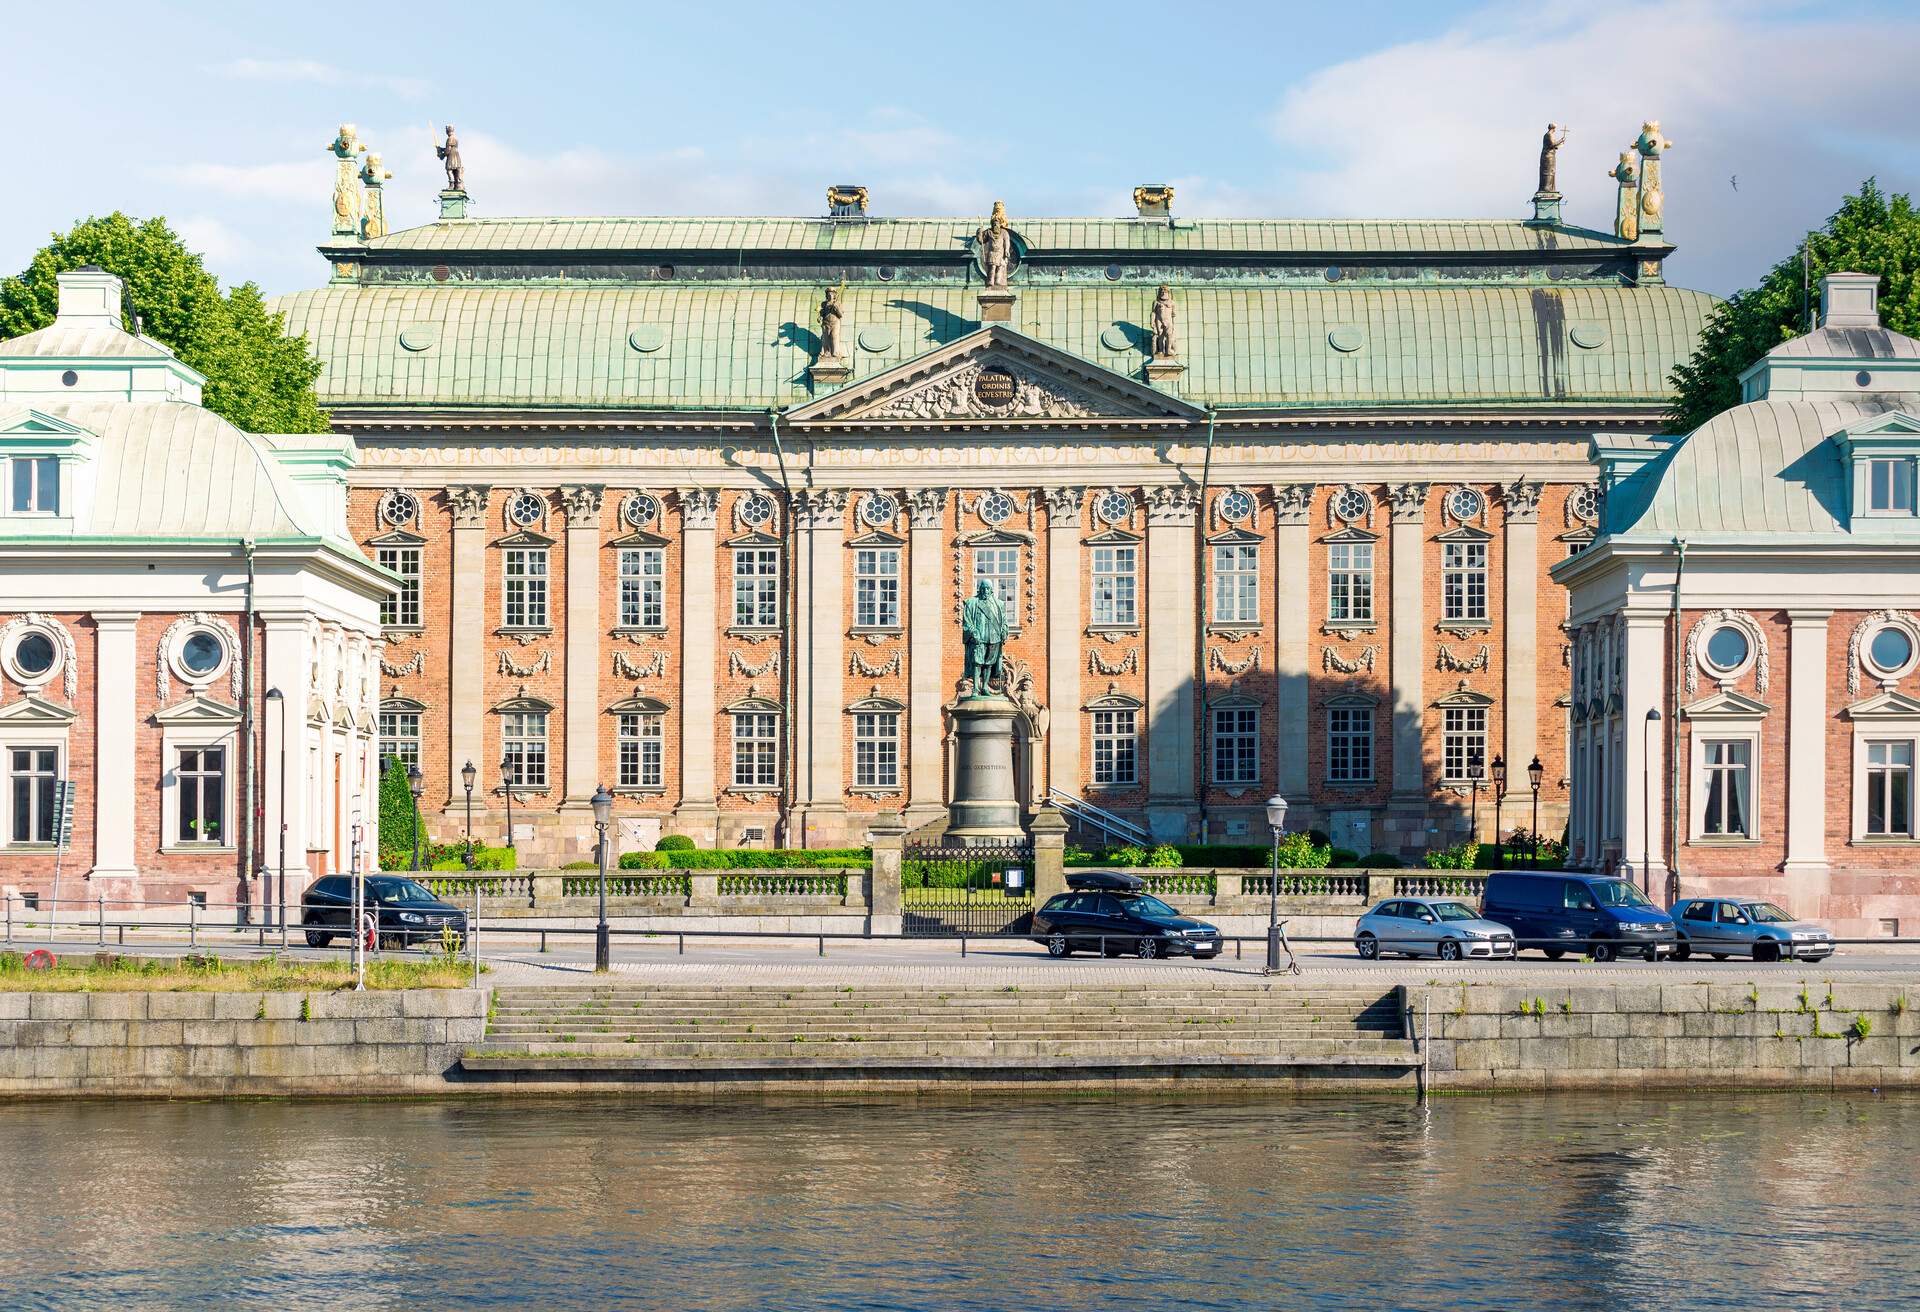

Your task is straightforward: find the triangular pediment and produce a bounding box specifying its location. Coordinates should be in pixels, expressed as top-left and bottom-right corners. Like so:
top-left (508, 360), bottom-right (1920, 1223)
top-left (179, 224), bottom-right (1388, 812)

top-left (491, 529), bottom-right (553, 548)
top-left (0, 693), bottom-right (78, 725)
top-left (784, 325), bottom-right (1204, 424)
top-left (381, 694), bottom-right (429, 713)
top-left (153, 694), bottom-right (242, 726)
top-left (1846, 688), bottom-right (1920, 719)
top-left (0, 407), bottom-right (90, 439)
top-left (608, 529), bottom-right (670, 549)
top-left (1683, 688), bottom-right (1771, 719)
top-left (1321, 525), bottom-right (1379, 544)
top-left (368, 529), bottom-right (425, 547)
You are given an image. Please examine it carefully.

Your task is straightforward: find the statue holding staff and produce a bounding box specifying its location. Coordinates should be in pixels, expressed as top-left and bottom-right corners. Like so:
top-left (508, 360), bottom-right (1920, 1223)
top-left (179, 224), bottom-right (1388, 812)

top-left (961, 580), bottom-right (1009, 696)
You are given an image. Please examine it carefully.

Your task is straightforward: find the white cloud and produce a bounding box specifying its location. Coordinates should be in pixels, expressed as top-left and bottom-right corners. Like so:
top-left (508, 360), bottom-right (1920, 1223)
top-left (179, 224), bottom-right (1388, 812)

top-left (173, 215), bottom-right (256, 270)
top-left (208, 56), bottom-right (429, 101)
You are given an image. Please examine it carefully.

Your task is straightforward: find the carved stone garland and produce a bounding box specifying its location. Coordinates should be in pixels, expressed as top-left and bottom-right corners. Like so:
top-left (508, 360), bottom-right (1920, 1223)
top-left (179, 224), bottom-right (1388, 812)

top-left (1088, 648), bottom-right (1137, 676)
top-left (1209, 647), bottom-right (1260, 676)
top-left (1322, 646), bottom-right (1378, 675)
top-left (1683, 608), bottom-right (1769, 696)
top-left (865, 359), bottom-right (1101, 421)
top-left (0, 613), bottom-right (79, 703)
top-left (1436, 644), bottom-right (1491, 673)
top-left (381, 651), bottom-right (426, 678)
top-left (497, 649), bottom-right (552, 678)
top-left (156, 613), bottom-right (243, 703)
top-left (849, 651), bottom-right (902, 678)
top-left (614, 651), bottom-right (669, 680)
top-left (730, 650), bottom-right (780, 678)
top-left (1847, 609), bottom-right (1920, 696)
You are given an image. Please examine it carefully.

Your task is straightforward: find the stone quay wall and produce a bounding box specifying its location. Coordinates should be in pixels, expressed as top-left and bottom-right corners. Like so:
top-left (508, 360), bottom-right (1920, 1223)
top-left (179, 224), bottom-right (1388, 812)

top-left (1412, 980), bottom-right (1920, 1091)
top-left (0, 989), bottom-right (487, 1098)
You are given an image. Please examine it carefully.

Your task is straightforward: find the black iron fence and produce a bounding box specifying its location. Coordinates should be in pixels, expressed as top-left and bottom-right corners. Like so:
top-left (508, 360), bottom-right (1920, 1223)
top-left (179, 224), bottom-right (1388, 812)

top-left (902, 843), bottom-right (1034, 936)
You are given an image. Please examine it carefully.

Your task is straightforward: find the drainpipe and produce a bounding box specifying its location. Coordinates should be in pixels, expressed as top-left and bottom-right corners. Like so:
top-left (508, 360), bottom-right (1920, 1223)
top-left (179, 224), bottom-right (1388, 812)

top-left (240, 538), bottom-right (257, 927)
top-left (1192, 409), bottom-right (1218, 841)
top-left (765, 409), bottom-right (797, 846)
top-left (1667, 537), bottom-right (1688, 900)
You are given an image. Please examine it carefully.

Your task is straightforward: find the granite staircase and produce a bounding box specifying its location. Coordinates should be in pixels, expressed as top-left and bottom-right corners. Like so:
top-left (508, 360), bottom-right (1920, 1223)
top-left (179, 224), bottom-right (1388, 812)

top-left (460, 983), bottom-right (1423, 1087)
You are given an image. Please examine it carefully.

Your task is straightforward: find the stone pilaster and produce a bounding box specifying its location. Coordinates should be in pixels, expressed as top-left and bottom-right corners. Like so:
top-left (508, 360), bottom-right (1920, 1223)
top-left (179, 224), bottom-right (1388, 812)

top-left (1621, 610), bottom-right (1669, 889)
top-left (559, 485), bottom-right (604, 805)
top-left (1501, 479), bottom-right (1541, 788)
top-left (1783, 610), bottom-right (1832, 902)
top-left (791, 487), bottom-right (848, 845)
top-left (1042, 485), bottom-right (1083, 805)
top-left (1272, 484), bottom-right (1313, 800)
top-left (259, 613), bottom-right (314, 903)
top-left (445, 485), bottom-right (489, 809)
top-left (672, 488), bottom-right (720, 842)
top-left (1144, 484), bottom-right (1199, 839)
top-left (1388, 483), bottom-right (1429, 795)
top-left (905, 487), bottom-right (949, 831)
top-left (88, 612), bottom-right (139, 889)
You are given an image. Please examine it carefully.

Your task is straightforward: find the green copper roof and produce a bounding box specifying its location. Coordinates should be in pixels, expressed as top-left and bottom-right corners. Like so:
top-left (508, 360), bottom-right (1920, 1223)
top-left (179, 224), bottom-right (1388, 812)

top-left (270, 281), bottom-right (1716, 413)
top-left (359, 215), bottom-right (1646, 257)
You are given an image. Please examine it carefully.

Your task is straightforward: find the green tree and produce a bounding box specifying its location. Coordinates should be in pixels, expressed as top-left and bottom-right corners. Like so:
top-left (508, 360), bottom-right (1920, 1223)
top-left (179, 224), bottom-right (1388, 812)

top-left (0, 213), bottom-right (329, 433)
top-left (1666, 181), bottom-right (1920, 433)
top-left (377, 756), bottom-right (426, 871)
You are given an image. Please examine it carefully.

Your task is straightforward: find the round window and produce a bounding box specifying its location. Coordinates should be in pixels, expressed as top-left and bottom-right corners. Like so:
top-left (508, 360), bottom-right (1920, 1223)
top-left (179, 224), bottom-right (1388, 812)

top-left (1096, 490), bottom-right (1132, 525)
top-left (1446, 487), bottom-right (1484, 522)
top-left (739, 492), bottom-right (775, 527)
top-left (861, 492), bottom-right (898, 527)
top-left (180, 631), bottom-right (225, 676)
top-left (622, 493), bottom-right (659, 530)
top-left (13, 631), bottom-right (56, 678)
top-left (1870, 625), bottom-right (1914, 674)
top-left (877, 265), bottom-right (896, 282)
top-left (379, 489), bottom-right (420, 527)
top-left (1105, 263), bottom-right (1122, 281)
top-left (1218, 488), bottom-right (1255, 523)
top-left (506, 492), bottom-right (544, 528)
top-left (1704, 625), bottom-right (1749, 672)
top-left (1569, 485), bottom-right (1599, 524)
top-left (1333, 487), bottom-right (1370, 523)
top-left (978, 492), bottom-right (1014, 526)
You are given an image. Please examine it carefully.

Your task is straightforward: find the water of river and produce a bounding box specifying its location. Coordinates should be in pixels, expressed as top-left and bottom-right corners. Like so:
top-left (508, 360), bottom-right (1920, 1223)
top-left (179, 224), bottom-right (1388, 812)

top-left (0, 1092), bottom-right (1912, 1309)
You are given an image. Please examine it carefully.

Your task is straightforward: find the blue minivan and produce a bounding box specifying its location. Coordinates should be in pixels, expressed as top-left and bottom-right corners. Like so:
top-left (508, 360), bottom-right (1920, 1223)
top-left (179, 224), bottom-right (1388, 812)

top-left (1481, 872), bottom-right (1679, 961)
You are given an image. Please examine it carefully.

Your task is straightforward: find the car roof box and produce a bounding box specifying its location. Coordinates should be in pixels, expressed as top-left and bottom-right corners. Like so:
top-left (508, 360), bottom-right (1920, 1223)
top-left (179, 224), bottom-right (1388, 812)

top-left (1066, 871), bottom-right (1145, 892)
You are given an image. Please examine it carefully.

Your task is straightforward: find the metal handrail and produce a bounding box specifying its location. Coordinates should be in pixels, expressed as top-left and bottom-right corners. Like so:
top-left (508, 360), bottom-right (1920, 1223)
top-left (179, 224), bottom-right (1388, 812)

top-left (1046, 787), bottom-right (1152, 847)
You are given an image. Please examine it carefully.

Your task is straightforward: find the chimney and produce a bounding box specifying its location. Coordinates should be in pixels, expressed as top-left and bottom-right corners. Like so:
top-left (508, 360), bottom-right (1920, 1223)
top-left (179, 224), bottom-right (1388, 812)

top-left (1821, 272), bottom-right (1881, 329)
top-left (1133, 184), bottom-right (1174, 218)
top-left (55, 266), bottom-right (126, 330)
top-left (826, 184), bottom-right (869, 218)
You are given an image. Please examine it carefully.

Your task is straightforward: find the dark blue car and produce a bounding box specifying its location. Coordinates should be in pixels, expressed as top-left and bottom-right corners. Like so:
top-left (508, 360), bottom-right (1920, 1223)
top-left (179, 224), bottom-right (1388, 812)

top-left (1481, 871), bottom-right (1678, 962)
top-left (1030, 871), bottom-right (1222, 960)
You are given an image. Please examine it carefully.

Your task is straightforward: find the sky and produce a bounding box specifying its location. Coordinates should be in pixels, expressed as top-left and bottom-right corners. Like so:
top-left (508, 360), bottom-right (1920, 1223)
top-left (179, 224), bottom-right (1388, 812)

top-left (6, 0), bottom-right (1919, 299)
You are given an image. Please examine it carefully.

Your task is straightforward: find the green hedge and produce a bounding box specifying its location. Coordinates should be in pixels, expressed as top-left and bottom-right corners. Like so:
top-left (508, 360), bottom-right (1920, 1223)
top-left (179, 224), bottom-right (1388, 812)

top-left (655, 834), bottom-right (696, 852)
top-left (619, 847), bottom-right (871, 870)
top-left (425, 844), bottom-right (516, 872)
top-left (903, 854), bottom-right (1013, 890)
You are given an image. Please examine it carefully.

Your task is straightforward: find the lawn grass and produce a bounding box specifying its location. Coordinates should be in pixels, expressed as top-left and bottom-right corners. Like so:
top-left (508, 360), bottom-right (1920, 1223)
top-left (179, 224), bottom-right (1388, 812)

top-left (0, 950), bottom-right (478, 992)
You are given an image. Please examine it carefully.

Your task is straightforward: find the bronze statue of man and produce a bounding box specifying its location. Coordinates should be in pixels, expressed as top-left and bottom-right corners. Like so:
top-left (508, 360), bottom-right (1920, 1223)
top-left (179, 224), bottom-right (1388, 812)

top-left (438, 125), bottom-right (464, 192)
top-left (1538, 123), bottom-right (1568, 195)
top-left (1151, 284), bottom-right (1177, 358)
top-left (961, 579), bottom-right (1009, 695)
top-left (818, 286), bottom-right (844, 360)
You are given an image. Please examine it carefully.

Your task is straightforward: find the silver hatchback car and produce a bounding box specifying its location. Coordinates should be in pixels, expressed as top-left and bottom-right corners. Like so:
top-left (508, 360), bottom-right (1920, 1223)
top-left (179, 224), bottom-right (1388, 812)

top-left (1355, 897), bottom-right (1516, 961)
top-left (1670, 898), bottom-right (1836, 962)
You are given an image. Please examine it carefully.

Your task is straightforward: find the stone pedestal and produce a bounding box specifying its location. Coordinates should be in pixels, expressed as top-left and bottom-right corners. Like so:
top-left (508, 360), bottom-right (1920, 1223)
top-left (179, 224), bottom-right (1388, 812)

top-left (1029, 803), bottom-right (1068, 906)
top-left (946, 695), bottom-right (1025, 843)
top-left (1144, 356), bottom-right (1185, 382)
top-left (809, 358), bottom-right (852, 385)
top-left (439, 189), bottom-right (470, 220)
top-left (977, 290), bottom-right (1015, 323)
top-left (1528, 191), bottom-right (1562, 225)
top-left (867, 812), bottom-right (906, 935)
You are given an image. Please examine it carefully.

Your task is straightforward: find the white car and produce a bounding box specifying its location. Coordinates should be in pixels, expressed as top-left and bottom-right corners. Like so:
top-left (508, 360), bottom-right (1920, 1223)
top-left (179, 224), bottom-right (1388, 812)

top-left (1355, 897), bottom-right (1516, 961)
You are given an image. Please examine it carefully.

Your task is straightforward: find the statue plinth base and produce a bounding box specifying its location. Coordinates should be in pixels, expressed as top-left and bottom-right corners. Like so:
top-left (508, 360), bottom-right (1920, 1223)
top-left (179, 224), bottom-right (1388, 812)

top-left (1527, 191), bottom-right (1563, 226)
top-left (439, 189), bottom-right (471, 220)
top-left (809, 357), bottom-right (852, 385)
top-left (977, 290), bottom-right (1015, 323)
top-left (1144, 355), bottom-right (1185, 382)
top-left (945, 694), bottom-right (1025, 843)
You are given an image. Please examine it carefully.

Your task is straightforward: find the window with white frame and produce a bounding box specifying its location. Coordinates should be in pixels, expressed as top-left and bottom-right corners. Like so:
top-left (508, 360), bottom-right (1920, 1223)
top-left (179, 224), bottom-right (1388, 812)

top-left (973, 546), bottom-right (1020, 614)
top-left (853, 711), bottom-right (900, 789)
top-left (1328, 706), bottom-right (1373, 782)
top-left (1090, 545), bottom-right (1136, 626)
top-left (1212, 543), bottom-right (1259, 624)
top-left (619, 547), bottom-right (665, 629)
top-left (1328, 542), bottom-right (1373, 623)
top-left (733, 547), bottom-right (780, 628)
top-left (618, 713), bottom-right (664, 789)
top-left (177, 746), bottom-right (227, 845)
top-left (854, 548), bottom-right (901, 628)
top-left (1092, 709), bottom-right (1138, 786)
top-left (1442, 542), bottom-right (1487, 622)
top-left (1868, 458), bottom-right (1916, 514)
top-left (1701, 739), bottom-right (1752, 837)
top-left (732, 712), bottom-right (779, 788)
top-left (1211, 706), bottom-right (1259, 785)
top-left (1442, 706), bottom-right (1487, 782)
top-left (1866, 741), bottom-right (1913, 837)
top-left (377, 711), bottom-right (420, 772)
top-left (377, 546), bottom-right (422, 628)
top-left (503, 548), bottom-right (548, 627)
top-left (7, 747), bottom-right (58, 844)
top-left (502, 712), bottom-right (548, 789)
top-left (8, 456), bottom-right (58, 515)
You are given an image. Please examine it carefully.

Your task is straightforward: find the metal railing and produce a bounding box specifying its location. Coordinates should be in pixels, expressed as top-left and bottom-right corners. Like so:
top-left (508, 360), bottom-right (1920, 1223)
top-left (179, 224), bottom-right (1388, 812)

top-left (1046, 788), bottom-right (1152, 847)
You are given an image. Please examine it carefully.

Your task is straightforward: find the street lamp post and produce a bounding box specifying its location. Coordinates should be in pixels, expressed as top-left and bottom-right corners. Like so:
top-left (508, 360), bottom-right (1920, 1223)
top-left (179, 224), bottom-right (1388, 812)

top-left (501, 755), bottom-right (515, 857)
top-left (1263, 793), bottom-right (1289, 975)
top-left (460, 760), bottom-right (477, 869)
top-left (1490, 755), bottom-right (1508, 867)
top-left (591, 784), bottom-right (614, 973)
top-left (1527, 755), bottom-right (1544, 868)
top-left (405, 763), bottom-right (425, 872)
top-left (1643, 709), bottom-right (1661, 897)
top-left (265, 687), bottom-right (287, 938)
top-left (1468, 748), bottom-right (1484, 846)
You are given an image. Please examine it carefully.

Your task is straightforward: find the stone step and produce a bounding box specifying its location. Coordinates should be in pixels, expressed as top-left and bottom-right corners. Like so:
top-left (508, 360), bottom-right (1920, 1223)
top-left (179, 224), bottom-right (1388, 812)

top-left (469, 1037), bottom-right (1415, 1062)
top-left (484, 1026), bottom-right (1398, 1043)
top-left (489, 1001), bottom-right (1399, 1019)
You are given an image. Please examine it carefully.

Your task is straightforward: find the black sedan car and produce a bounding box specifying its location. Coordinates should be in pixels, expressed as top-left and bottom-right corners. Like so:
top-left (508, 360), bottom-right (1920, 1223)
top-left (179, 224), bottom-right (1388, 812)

top-left (1031, 872), bottom-right (1222, 959)
top-left (301, 875), bottom-right (468, 949)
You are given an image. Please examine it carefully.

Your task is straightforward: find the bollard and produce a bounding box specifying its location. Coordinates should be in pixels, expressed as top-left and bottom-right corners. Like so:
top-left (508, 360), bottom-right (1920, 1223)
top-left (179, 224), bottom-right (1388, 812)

top-left (538, 929), bottom-right (547, 954)
top-left (678, 933), bottom-right (685, 956)
top-left (97, 895), bottom-right (105, 947)
top-left (4, 894), bottom-right (10, 944)
top-left (118, 925), bottom-right (125, 946)
top-left (960, 934), bottom-right (967, 958)
top-left (188, 900), bottom-right (197, 948)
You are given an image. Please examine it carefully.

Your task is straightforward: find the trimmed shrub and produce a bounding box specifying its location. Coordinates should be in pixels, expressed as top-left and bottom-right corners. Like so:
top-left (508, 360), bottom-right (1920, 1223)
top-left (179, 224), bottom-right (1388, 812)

top-left (1329, 847), bottom-right (1360, 867)
top-left (1357, 853), bottom-right (1405, 869)
top-left (1145, 844), bottom-right (1183, 868)
top-left (618, 847), bottom-right (870, 871)
top-left (1104, 844), bottom-right (1147, 866)
top-left (1171, 844), bottom-right (1269, 867)
top-left (376, 756), bottom-right (426, 870)
top-left (1307, 828), bottom-right (1332, 848)
top-left (655, 834), bottom-right (696, 852)
top-left (426, 844), bottom-right (516, 872)
top-left (1422, 840), bottom-right (1480, 870)
top-left (1275, 830), bottom-right (1332, 869)
top-left (560, 859), bottom-right (597, 870)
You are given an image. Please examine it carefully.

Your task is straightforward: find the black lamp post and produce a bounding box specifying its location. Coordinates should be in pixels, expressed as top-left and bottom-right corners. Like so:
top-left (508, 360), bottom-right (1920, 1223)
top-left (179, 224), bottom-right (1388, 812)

top-left (501, 755), bottom-right (515, 857)
top-left (591, 784), bottom-right (614, 973)
top-left (1468, 748), bottom-right (1485, 846)
top-left (1263, 792), bottom-right (1289, 975)
top-left (1490, 754), bottom-right (1508, 868)
top-left (405, 763), bottom-right (425, 871)
top-left (460, 759), bottom-right (477, 869)
top-left (1526, 755), bottom-right (1544, 868)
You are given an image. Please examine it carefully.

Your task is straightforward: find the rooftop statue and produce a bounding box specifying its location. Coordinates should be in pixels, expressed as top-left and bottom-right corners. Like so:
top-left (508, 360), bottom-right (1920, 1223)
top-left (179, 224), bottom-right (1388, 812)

top-left (438, 125), bottom-right (465, 193)
top-left (1537, 123), bottom-right (1568, 196)
top-left (326, 124), bottom-right (364, 237)
top-left (818, 286), bottom-right (844, 360)
top-left (359, 153), bottom-right (392, 240)
top-left (1635, 121), bottom-right (1673, 225)
top-left (977, 201), bottom-right (1013, 290)
top-left (1608, 150), bottom-right (1640, 241)
top-left (1151, 284), bottom-right (1177, 359)
top-left (961, 579), bottom-right (1009, 697)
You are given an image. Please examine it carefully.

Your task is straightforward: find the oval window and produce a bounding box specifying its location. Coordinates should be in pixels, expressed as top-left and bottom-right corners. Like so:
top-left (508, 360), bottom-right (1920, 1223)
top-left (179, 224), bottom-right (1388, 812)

top-left (181, 631), bottom-right (225, 675)
top-left (1704, 625), bottom-right (1749, 672)
top-left (1870, 626), bottom-right (1913, 673)
top-left (14, 631), bottom-right (56, 677)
